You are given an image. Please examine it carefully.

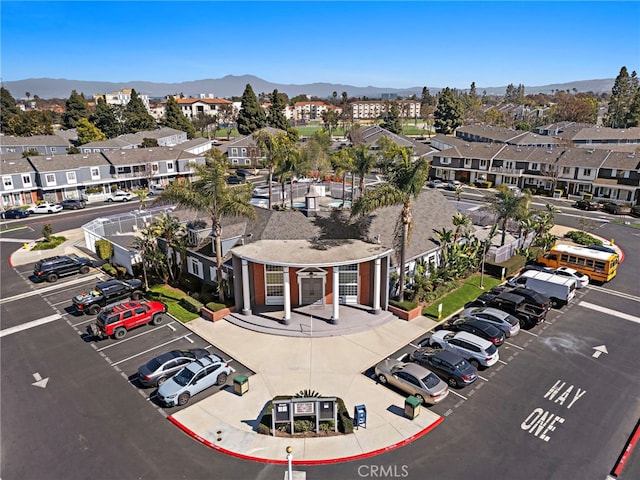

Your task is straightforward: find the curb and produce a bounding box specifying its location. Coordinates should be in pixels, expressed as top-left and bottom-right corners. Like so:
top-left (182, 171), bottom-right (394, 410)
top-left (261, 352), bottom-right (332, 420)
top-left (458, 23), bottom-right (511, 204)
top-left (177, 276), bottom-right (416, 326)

top-left (167, 415), bottom-right (444, 465)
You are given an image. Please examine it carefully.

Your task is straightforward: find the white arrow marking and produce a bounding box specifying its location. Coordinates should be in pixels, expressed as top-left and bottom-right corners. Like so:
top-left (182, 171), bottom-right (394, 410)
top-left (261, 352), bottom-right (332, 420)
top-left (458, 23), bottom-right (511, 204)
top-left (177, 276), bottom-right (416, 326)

top-left (592, 345), bottom-right (608, 358)
top-left (32, 372), bottom-right (49, 388)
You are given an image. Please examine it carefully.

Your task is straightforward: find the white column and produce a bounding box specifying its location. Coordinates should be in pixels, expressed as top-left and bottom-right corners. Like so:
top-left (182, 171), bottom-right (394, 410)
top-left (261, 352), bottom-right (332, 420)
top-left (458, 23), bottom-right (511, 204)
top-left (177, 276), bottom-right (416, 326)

top-left (282, 267), bottom-right (291, 324)
top-left (331, 267), bottom-right (340, 324)
top-left (373, 258), bottom-right (381, 314)
top-left (241, 259), bottom-right (251, 315)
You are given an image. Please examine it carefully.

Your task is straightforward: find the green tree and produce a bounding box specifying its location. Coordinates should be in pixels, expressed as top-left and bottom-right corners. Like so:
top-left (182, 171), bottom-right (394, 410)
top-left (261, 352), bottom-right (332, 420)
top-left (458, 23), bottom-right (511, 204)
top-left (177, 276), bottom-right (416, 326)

top-left (267, 89), bottom-right (289, 131)
top-left (90, 97), bottom-right (121, 138)
top-left (351, 151), bottom-right (430, 302)
top-left (76, 118), bottom-right (107, 145)
top-left (483, 189), bottom-right (530, 246)
top-left (163, 95), bottom-right (196, 138)
top-left (153, 150), bottom-right (256, 301)
top-left (303, 129), bottom-right (332, 179)
top-left (7, 110), bottom-right (54, 136)
top-left (192, 112), bottom-right (218, 138)
top-left (605, 66), bottom-right (639, 128)
top-left (434, 87), bottom-right (463, 134)
top-left (147, 212), bottom-right (188, 285)
top-left (352, 143), bottom-right (376, 197)
top-left (42, 223), bottom-right (53, 242)
top-left (321, 109), bottom-right (340, 137)
top-left (381, 102), bottom-right (402, 134)
top-left (254, 130), bottom-right (291, 209)
top-left (330, 147), bottom-right (355, 207)
top-left (62, 90), bottom-right (89, 129)
top-left (0, 87), bottom-right (20, 133)
top-left (218, 103), bottom-right (237, 140)
top-left (124, 89), bottom-right (156, 133)
top-left (237, 83), bottom-right (266, 135)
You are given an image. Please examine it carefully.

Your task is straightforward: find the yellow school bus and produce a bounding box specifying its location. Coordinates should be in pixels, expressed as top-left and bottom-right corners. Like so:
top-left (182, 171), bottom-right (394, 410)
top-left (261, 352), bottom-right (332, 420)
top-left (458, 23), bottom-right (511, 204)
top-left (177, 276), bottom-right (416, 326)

top-left (535, 244), bottom-right (619, 283)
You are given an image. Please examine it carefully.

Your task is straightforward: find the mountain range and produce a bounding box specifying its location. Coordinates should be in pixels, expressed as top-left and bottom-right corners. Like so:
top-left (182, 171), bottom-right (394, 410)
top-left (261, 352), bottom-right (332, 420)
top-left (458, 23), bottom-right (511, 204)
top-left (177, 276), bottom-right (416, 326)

top-left (2, 75), bottom-right (615, 101)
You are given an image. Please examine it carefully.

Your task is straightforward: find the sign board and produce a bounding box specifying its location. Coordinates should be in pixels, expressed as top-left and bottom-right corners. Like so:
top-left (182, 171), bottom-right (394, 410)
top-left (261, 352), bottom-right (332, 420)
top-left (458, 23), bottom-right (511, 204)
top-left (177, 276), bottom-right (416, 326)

top-left (294, 401), bottom-right (314, 415)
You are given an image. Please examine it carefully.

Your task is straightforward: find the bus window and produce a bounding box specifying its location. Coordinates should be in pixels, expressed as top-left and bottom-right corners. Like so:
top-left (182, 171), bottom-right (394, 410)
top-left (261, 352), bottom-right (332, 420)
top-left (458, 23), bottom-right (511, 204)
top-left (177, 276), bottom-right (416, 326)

top-left (561, 254), bottom-right (568, 262)
top-left (586, 259), bottom-right (594, 268)
top-left (595, 261), bottom-right (605, 271)
top-left (577, 258), bottom-right (585, 266)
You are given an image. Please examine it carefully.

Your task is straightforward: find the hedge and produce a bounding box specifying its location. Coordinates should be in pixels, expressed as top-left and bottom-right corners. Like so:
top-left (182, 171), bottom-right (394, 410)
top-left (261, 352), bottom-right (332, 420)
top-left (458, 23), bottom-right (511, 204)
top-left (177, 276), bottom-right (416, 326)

top-left (178, 296), bottom-right (203, 313)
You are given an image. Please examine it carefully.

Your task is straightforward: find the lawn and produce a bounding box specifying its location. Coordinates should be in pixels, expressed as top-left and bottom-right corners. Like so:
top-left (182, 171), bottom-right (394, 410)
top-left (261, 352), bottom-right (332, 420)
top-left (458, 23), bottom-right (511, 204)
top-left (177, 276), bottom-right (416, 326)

top-left (147, 284), bottom-right (200, 322)
top-left (422, 274), bottom-right (502, 320)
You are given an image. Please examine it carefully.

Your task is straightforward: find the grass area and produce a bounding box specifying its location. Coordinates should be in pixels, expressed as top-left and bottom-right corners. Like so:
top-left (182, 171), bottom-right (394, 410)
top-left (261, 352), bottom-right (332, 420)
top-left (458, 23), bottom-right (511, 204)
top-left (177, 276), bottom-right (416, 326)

top-left (32, 236), bottom-right (66, 250)
top-left (612, 219), bottom-right (640, 229)
top-left (422, 274), bottom-right (503, 320)
top-left (147, 284), bottom-right (200, 322)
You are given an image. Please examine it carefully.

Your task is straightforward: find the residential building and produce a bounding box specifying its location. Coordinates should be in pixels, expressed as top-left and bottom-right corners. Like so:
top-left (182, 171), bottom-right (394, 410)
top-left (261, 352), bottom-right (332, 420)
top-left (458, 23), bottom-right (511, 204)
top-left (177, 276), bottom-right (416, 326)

top-left (220, 127), bottom-right (287, 168)
top-left (1, 157), bottom-right (40, 207)
top-left (350, 100), bottom-right (420, 121)
top-left (94, 88), bottom-right (151, 111)
top-left (0, 135), bottom-right (71, 156)
top-left (176, 97), bottom-right (234, 119)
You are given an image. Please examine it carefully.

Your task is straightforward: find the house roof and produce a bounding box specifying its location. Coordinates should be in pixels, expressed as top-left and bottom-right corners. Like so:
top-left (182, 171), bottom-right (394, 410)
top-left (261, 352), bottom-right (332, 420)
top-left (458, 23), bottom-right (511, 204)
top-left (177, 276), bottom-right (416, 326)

top-left (455, 125), bottom-right (530, 144)
top-left (600, 151), bottom-right (640, 170)
top-left (0, 135), bottom-right (71, 147)
top-left (0, 157), bottom-right (35, 174)
top-left (557, 148), bottom-right (609, 167)
top-left (571, 126), bottom-right (640, 142)
top-left (102, 146), bottom-right (198, 166)
top-left (28, 152), bottom-right (110, 172)
top-left (176, 97), bottom-right (232, 105)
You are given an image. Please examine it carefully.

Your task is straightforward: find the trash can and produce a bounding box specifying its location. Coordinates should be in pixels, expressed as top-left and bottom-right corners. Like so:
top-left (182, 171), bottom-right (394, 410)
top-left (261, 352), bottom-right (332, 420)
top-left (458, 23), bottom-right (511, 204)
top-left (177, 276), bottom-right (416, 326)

top-left (233, 374), bottom-right (249, 396)
top-left (404, 396), bottom-right (421, 420)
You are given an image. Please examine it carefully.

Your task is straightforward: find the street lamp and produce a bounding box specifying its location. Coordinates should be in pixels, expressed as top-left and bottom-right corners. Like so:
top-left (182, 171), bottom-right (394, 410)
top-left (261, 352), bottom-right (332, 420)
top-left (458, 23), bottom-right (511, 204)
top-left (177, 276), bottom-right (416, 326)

top-left (286, 445), bottom-right (293, 480)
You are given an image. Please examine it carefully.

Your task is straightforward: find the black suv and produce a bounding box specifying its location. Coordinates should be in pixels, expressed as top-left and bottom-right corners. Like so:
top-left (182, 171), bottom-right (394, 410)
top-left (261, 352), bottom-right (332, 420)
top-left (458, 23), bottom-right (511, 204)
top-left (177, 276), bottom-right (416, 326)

top-left (410, 346), bottom-right (478, 388)
top-left (60, 199), bottom-right (86, 210)
top-left (33, 256), bottom-right (93, 283)
top-left (490, 286), bottom-right (551, 312)
top-left (465, 291), bottom-right (547, 328)
top-left (73, 279), bottom-right (144, 315)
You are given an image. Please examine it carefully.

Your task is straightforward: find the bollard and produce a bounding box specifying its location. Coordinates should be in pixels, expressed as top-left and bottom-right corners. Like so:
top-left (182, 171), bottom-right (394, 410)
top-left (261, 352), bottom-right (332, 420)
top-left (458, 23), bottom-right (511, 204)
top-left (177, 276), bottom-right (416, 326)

top-left (438, 303), bottom-right (443, 321)
top-left (23, 243), bottom-right (29, 249)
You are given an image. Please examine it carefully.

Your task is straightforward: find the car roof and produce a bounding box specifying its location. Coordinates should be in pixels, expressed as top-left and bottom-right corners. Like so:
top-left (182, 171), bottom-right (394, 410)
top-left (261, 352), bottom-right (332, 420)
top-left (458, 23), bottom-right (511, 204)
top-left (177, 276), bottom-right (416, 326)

top-left (399, 362), bottom-right (432, 377)
top-left (433, 350), bottom-right (466, 364)
top-left (454, 331), bottom-right (493, 348)
top-left (471, 307), bottom-right (510, 319)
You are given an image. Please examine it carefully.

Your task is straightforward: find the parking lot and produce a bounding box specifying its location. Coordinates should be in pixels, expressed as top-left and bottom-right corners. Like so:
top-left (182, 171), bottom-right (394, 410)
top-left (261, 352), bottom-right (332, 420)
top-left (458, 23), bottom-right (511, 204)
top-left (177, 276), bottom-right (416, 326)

top-left (7, 262), bottom-right (255, 414)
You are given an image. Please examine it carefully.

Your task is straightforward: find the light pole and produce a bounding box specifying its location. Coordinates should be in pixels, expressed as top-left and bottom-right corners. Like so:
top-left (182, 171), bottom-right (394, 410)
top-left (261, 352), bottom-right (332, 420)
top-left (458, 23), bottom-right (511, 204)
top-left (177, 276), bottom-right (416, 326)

top-left (286, 445), bottom-right (293, 480)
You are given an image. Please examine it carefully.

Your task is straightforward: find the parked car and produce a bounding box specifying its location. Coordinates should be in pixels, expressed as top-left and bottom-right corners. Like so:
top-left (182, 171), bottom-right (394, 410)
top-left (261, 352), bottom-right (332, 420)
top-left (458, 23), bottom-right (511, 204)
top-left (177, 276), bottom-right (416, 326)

top-left (552, 266), bottom-right (589, 288)
top-left (33, 255), bottom-right (93, 283)
top-left (429, 330), bottom-right (499, 368)
top-left (253, 187), bottom-right (270, 198)
top-left (464, 292), bottom-right (547, 328)
top-left (1, 208), bottom-right (30, 219)
top-left (235, 168), bottom-right (255, 178)
top-left (137, 348), bottom-right (210, 387)
top-left (438, 317), bottom-right (505, 346)
top-left (147, 186), bottom-right (165, 196)
top-left (28, 202), bottom-right (63, 214)
top-left (226, 175), bottom-right (244, 185)
top-left (107, 191), bottom-right (137, 202)
top-left (601, 202), bottom-right (631, 215)
top-left (409, 347), bottom-right (478, 388)
top-left (374, 359), bottom-right (449, 405)
top-left (460, 306), bottom-right (521, 338)
top-left (157, 354), bottom-right (231, 407)
top-left (572, 199), bottom-right (599, 211)
top-left (445, 180), bottom-right (462, 190)
top-left (59, 199), bottom-right (87, 210)
top-left (72, 278), bottom-right (145, 315)
top-left (428, 179), bottom-right (446, 189)
top-left (490, 286), bottom-right (552, 312)
top-left (631, 205), bottom-right (640, 218)
top-left (87, 300), bottom-right (167, 340)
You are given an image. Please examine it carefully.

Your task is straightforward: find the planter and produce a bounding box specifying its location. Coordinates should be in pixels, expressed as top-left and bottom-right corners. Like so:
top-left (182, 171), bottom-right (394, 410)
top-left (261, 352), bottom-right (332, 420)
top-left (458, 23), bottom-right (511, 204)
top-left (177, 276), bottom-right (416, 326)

top-left (388, 304), bottom-right (423, 321)
top-left (201, 305), bottom-right (235, 322)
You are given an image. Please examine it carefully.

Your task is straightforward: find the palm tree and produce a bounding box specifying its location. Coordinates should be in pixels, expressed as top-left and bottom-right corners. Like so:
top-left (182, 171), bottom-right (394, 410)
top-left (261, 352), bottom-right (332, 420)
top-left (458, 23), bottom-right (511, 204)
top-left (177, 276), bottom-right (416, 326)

top-left (484, 189), bottom-right (530, 246)
top-left (330, 147), bottom-right (355, 207)
top-left (352, 143), bottom-right (376, 198)
top-left (154, 150), bottom-right (256, 302)
top-left (351, 145), bottom-right (430, 302)
top-left (451, 212), bottom-right (471, 240)
top-left (148, 212), bottom-right (188, 285)
top-left (254, 130), bottom-right (291, 210)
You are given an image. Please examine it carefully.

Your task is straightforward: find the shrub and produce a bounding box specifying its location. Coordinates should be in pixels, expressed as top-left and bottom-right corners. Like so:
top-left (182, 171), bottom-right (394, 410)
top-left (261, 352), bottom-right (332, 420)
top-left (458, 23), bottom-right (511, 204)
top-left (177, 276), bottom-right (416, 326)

top-left (564, 230), bottom-right (603, 246)
top-left (95, 239), bottom-right (114, 260)
top-left (485, 254), bottom-right (527, 277)
top-left (389, 299), bottom-right (418, 311)
top-left (205, 302), bottom-right (229, 312)
top-left (113, 264), bottom-right (128, 279)
top-left (32, 236), bottom-right (65, 250)
top-left (179, 296), bottom-right (203, 313)
top-left (102, 263), bottom-right (116, 275)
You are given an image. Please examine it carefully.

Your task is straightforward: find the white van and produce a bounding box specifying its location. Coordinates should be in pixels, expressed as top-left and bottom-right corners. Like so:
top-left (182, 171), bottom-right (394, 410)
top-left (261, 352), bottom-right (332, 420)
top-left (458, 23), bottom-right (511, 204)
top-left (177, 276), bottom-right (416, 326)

top-left (509, 270), bottom-right (577, 307)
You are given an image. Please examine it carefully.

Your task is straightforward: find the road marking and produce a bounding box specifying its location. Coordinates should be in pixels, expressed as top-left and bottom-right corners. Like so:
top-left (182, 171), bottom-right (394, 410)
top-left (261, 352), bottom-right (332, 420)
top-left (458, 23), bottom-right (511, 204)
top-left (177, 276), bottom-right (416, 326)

top-left (497, 359), bottom-right (508, 365)
top-left (477, 375), bottom-right (488, 382)
top-left (111, 335), bottom-right (192, 366)
top-left (448, 390), bottom-right (467, 400)
top-left (579, 301), bottom-right (640, 324)
top-left (96, 322), bottom-right (176, 351)
top-left (592, 345), bottom-right (608, 358)
top-left (587, 285), bottom-right (640, 302)
top-left (521, 330), bottom-right (539, 337)
top-left (0, 314), bottom-right (62, 337)
top-left (32, 372), bottom-right (49, 388)
top-left (0, 274), bottom-right (101, 305)
top-left (505, 341), bottom-right (524, 350)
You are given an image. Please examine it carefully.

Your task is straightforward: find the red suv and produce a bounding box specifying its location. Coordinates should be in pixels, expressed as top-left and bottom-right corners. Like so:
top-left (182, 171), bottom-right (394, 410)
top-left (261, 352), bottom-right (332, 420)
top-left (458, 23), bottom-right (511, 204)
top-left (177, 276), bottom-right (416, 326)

top-left (87, 300), bottom-right (167, 340)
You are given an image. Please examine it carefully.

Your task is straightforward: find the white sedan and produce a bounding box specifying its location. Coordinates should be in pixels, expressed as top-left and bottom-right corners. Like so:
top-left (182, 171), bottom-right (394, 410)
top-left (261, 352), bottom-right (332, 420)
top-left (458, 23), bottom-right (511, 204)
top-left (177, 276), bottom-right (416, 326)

top-left (553, 267), bottom-right (589, 288)
top-left (107, 191), bottom-right (137, 202)
top-left (28, 202), bottom-right (63, 214)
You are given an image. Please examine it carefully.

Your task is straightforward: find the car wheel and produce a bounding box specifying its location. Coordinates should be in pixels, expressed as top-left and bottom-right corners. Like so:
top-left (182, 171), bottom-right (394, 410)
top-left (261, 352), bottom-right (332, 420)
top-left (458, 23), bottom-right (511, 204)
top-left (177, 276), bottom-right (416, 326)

top-left (131, 291), bottom-right (142, 300)
top-left (448, 377), bottom-right (458, 388)
top-left (177, 392), bottom-right (190, 406)
top-left (79, 265), bottom-right (90, 274)
top-left (88, 305), bottom-right (101, 315)
top-left (469, 359), bottom-right (480, 368)
top-left (151, 314), bottom-right (163, 326)
top-left (157, 377), bottom-right (167, 386)
top-left (414, 394), bottom-right (425, 404)
top-left (377, 374), bottom-right (387, 385)
top-left (113, 328), bottom-right (126, 340)
top-left (46, 273), bottom-right (58, 283)
top-left (216, 373), bottom-right (228, 385)
top-left (123, 198), bottom-right (129, 202)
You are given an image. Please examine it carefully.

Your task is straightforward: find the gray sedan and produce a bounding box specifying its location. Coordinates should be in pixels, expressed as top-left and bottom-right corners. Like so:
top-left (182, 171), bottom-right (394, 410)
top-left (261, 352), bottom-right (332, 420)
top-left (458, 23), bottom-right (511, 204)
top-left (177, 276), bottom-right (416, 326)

top-left (137, 348), bottom-right (209, 387)
top-left (374, 359), bottom-right (449, 405)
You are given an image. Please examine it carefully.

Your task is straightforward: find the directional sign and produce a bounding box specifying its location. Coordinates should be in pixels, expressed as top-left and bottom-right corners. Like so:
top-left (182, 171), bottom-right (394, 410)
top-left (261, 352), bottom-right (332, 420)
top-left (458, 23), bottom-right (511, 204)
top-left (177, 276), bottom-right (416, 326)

top-left (592, 345), bottom-right (608, 359)
top-left (32, 372), bottom-right (49, 388)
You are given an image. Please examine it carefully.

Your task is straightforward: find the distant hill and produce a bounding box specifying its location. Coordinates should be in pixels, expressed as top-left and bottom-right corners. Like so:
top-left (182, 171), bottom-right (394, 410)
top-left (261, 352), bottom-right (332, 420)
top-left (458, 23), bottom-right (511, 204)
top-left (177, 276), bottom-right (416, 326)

top-left (2, 75), bottom-right (615, 100)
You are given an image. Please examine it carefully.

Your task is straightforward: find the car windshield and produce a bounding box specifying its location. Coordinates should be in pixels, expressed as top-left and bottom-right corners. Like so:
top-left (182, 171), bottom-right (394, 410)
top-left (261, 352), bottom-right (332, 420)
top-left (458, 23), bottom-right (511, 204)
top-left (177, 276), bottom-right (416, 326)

top-left (173, 368), bottom-right (196, 386)
top-left (422, 372), bottom-right (441, 388)
top-left (507, 314), bottom-right (519, 326)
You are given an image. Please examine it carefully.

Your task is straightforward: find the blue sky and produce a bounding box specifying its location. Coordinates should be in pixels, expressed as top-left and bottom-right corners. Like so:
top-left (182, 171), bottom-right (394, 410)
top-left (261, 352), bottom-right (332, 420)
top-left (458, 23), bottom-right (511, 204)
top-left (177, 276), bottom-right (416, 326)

top-left (2, 1), bottom-right (639, 89)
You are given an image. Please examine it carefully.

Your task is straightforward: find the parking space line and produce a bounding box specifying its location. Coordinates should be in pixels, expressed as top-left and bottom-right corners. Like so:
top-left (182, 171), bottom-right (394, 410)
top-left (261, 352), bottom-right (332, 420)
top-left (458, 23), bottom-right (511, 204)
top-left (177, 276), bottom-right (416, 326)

top-left (111, 335), bottom-right (191, 366)
top-left (497, 359), bottom-right (508, 365)
top-left (409, 343), bottom-right (420, 348)
top-left (0, 314), bottom-right (62, 337)
top-left (477, 375), bottom-right (488, 382)
top-left (580, 301), bottom-right (640, 324)
top-left (167, 324), bottom-right (176, 332)
top-left (71, 317), bottom-right (96, 327)
top-left (521, 330), bottom-right (539, 337)
top-left (96, 322), bottom-right (176, 351)
top-left (0, 274), bottom-right (102, 305)
top-left (448, 390), bottom-right (467, 400)
top-left (184, 335), bottom-right (194, 344)
top-left (505, 341), bottom-right (524, 350)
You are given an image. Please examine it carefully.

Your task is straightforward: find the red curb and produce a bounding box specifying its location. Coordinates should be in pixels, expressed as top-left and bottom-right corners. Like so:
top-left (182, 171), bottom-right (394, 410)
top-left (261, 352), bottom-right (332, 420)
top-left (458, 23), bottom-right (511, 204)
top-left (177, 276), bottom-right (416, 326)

top-left (613, 419), bottom-right (640, 476)
top-left (168, 414), bottom-right (444, 465)
top-left (8, 254), bottom-right (14, 268)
